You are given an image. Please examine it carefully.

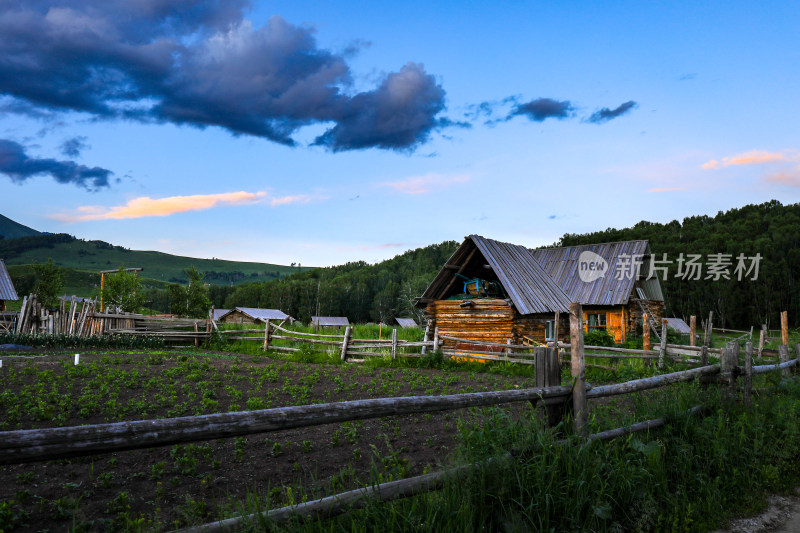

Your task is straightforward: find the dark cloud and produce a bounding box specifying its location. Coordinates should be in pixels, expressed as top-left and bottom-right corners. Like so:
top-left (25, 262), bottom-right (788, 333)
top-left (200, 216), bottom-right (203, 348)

top-left (0, 3), bottom-right (447, 152)
top-left (511, 98), bottom-right (574, 122)
top-left (60, 136), bottom-right (89, 157)
top-left (586, 101), bottom-right (638, 124)
top-left (0, 139), bottom-right (112, 190)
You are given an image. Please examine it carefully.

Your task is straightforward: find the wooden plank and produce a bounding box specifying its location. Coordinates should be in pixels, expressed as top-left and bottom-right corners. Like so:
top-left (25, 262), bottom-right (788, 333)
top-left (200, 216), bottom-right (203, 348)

top-left (0, 384), bottom-right (575, 465)
top-left (391, 329), bottom-right (397, 360)
top-left (340, 326), bottom-right (352, 361)
top-left (781, 311), bottom-right (789, 346)
top-left (689, 315), bottom-right (696, 347)
top-left (569, 303), bottom-right (587, 436)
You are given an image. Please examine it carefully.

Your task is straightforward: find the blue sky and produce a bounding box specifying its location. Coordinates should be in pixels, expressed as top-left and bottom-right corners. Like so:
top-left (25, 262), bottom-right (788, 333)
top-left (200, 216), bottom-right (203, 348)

top-left (1, 1), bottom-right (798, 267)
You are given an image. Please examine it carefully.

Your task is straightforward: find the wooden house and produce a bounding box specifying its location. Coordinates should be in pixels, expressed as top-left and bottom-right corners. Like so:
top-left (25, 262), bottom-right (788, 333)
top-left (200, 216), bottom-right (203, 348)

top-left (0, 259), bottom-right (18, 312)
top-left (416, 235), bottom-right (664, 349)
top-left (217, 307), bottom-right (290, 324)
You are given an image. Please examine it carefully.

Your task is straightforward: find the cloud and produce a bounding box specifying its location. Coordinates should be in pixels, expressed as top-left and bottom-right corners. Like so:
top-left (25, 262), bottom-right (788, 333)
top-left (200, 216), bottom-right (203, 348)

top-left (510, 98), bottom-right (574, 122)
top-left (701, 150), bottom-right (793, 170)
top-left (0, 5), bottom-right (448, 152)
top-left (0, 138), bottom-right (112, 190)
top-left (586, 101), bottom-right (638, 124)
top-left (380, 172), bottom-right (469, 194)
top-left (648, 187), bottom-right (686, 193)
top-left (765, 167), bottom-right (800, 187)
top-left (60, 136), bottom-right (89, 157)
top-left (51, 190), bottom-right (311, 222)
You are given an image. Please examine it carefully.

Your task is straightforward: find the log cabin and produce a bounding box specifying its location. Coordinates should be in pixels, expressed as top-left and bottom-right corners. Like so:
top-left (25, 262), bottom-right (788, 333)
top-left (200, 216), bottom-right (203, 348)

top-left (416, 235), bottom-right (664, 350)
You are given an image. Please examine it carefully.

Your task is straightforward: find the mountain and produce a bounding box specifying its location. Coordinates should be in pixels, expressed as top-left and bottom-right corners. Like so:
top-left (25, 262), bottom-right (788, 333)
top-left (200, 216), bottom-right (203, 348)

top-left (0, 214), bottom-right (41, 240)
top-left (0, 232), bottom-right (312, 289)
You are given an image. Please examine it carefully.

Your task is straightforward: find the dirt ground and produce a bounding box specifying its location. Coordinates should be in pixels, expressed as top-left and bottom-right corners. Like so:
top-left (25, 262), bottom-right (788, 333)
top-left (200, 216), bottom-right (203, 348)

top-left (714, 489), bottom-right (800, 533)
top-left (0, 351), bottom-right (539, 532)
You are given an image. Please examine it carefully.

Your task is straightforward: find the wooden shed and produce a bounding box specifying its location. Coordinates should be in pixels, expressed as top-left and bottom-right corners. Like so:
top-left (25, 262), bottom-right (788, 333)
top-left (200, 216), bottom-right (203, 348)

top-left (0, 259), bottom-right (18, 312)
top-left (217, 307), bottom-right (290, 324)
top-left (416, 235), bottom-right (664, 349)
top-left (311, 316), bottom-right (349, 328)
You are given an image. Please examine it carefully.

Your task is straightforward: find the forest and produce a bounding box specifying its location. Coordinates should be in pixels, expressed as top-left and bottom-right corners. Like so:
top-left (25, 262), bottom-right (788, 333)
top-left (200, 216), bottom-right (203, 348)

top-left (215, 200), bottom-right (799, 329)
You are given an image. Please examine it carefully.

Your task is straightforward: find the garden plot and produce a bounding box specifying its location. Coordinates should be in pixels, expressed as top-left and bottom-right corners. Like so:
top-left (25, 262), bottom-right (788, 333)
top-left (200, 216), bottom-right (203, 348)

top-left (0, 351), bottom-right (534, 531)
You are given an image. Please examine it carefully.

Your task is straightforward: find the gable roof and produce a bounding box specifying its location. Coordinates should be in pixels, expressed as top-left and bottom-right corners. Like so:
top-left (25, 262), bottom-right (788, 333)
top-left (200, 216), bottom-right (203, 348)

top-left (532, 240), bottom-right (660, 306)
top-left (210, 308), bottom-right (230, 321)
top-left (0, 260), bottom-right (18, 301)
top-left (396, 318), bottom-right (418, 328)
top-left (218, 307), bottom-right (289, 322)
top-left (418, 235), bottom-right (663, 314)
top-left (312, 316), bottom-right (349, 326)
top-left (664, 317), bottom-right (691, 334)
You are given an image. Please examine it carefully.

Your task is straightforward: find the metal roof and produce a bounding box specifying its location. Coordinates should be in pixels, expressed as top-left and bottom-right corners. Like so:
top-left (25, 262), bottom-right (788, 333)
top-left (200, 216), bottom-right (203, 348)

top-left (210, 308), bottom-right (230, 321)
top-left (0, 260), bottom-right (18, 301)
top-left (219, 307), bottom-right (289, 322)
top-left (664, 317), bottom-right (692, 334)
top-left (471, 236), bottom-right (572, 314)
top-left (418, 236), bottom-right (664, 315)
top-left (312, 316), bottom-right (349, 326)
top-left (396, 318), bottom-right (418, 328)
top-left (532, 240), bottom-right (659, 306)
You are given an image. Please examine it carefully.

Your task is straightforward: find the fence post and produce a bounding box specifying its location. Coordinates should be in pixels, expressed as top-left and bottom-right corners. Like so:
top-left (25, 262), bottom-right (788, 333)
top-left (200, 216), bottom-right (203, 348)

top-left (643, 313), bottom-right (650, 352)
top-left (781, 311), bottom-right (789, 346)
top-left (658, 319), bottom-right (668, 369)
top-left (194, 322), bottom-right (199, 349)
top-left (421, 323), bottom-right (431, 355)
top-left (433, 327), bottom-right (440, 354)
top-left (340, 326), bottom-right (352, 361)
top-left (391, 328), bottom-right (398, 360)
top-left (534, 346), bottom-right (563, 427)
top-left (553, 310), bottom-right (561, 364)
top-left (758, 325), bottom-right (766, 358)
top-left (505, 338), bottom-right (512, 362)
top-left (744, 340), bottom-right (753, 406)
top-left (721, 342), bottom-right (737, 399)
top-left (569, 303), bottom-right (587, 436)
top-left (795, 344), bottom-right (800, 374)
top-left (779, 344), bottom-right (790, 376)
top-left (689, 315), bottom-right (696, 347)
top-left (263, 320), bottom-right (271, 351)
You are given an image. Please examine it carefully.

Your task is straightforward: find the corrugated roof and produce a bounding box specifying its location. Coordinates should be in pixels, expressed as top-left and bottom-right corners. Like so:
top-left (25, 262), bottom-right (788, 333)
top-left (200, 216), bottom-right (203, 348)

top-left (471, 236), bottom-right (572, 314)
top-left (532, 240), bottom-right (656, 306)
top-left (418, 236), bottom-right (664, 315)
top-left (0, 260), bottom-right (18, 301)
top-left (312, 316), bottom-right (349, 326)
top-left (210, 308), bottom-right (230, 320)
top-left (396, 318), bottom-right (418, 328)
top-left (219, 307), bottom-right (288, 322)
top-left (665, 317), bottom-right (691, 334)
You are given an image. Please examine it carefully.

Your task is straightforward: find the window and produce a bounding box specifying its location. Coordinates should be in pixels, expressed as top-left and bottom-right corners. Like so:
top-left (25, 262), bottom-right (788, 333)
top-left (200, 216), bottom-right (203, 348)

top-left (545, 320), bottom-right (555, 341)
top-left (587, 313), bottom-right (607, 331)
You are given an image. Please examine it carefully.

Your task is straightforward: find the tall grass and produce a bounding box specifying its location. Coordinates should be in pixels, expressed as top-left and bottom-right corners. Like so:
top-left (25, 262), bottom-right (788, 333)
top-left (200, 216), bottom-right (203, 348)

top-left (225, 375), bottom-right (800, 532)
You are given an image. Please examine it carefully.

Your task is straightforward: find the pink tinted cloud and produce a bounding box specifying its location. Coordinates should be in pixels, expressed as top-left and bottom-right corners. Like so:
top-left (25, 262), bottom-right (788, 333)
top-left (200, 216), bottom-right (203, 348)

top-left (647, 187), bottom-right (686, 193)
top-left (765, 166), bottom-right (800, 187)
top-left (51, 191), bottom-right (311, 222)
top-left (380, 172), bottom-right (469, 194)
top-left (701, 150), bottom-right (794, 170)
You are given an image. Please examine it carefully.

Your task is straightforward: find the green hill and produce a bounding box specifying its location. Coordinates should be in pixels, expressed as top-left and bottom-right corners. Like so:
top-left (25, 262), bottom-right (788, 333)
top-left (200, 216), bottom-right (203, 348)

top-left (0, 214), bottom-right (41, 240)
top-left (0, 233), bottom-right (312, 288)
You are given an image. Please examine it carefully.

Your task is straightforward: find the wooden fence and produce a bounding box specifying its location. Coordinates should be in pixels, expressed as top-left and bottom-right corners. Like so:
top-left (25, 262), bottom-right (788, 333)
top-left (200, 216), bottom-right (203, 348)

top-left (9, 294), bottom-right (210, 343)
top-left (2, 302), bottom-right (799, 530)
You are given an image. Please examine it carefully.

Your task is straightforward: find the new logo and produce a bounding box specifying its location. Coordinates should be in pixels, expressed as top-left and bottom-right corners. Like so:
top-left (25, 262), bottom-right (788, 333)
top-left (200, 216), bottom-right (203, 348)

top-left (578, 251), bottom-right (608, 283)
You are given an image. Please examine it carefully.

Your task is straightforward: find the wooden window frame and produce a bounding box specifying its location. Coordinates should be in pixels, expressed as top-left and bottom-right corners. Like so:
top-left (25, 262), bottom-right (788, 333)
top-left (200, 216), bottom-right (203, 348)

top-left (587, 313), bottom-right (607, 332)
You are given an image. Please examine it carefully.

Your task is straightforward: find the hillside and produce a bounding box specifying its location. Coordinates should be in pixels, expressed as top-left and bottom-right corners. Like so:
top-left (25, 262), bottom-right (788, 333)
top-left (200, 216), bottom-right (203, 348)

top-left (0, 233), bottom-right (312, 287)
top-left (0, 214), bottom-right (41, 240)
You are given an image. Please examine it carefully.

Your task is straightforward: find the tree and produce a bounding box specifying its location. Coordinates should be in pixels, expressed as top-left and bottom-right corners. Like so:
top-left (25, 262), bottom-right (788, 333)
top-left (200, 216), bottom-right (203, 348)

top-left (32, 259), bottom-right (64, 308)
top-left (169, 266), bottom-right (211, 318)
top-left (104, 267), bottom-right (144, 312)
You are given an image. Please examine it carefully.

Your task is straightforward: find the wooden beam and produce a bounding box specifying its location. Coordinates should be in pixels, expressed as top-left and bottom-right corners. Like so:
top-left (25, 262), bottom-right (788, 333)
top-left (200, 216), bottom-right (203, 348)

top-left (569, 303), bottom-right (587, 436)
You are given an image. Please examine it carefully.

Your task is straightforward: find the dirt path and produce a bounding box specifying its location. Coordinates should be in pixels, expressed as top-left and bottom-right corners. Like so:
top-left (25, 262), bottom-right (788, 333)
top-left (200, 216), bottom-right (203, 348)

top-left (714, 490), bottom-right (800, 533)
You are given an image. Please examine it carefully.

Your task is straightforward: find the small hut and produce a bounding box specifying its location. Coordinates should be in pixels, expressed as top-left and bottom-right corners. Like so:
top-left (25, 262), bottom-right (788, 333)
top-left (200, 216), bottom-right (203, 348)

top-left (0, 259), bottom-right (18, 312)
top-left (416, 235), bottom-right (664, 349)
top-left (311, 316), bottom-right (349, 329)
top-left (217, 307), bottom-right (290, 325)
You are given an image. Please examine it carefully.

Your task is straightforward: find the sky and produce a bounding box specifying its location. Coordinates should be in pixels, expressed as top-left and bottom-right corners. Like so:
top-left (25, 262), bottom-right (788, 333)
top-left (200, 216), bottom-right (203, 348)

top-left (1, 1), bottom-right (799, 268)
